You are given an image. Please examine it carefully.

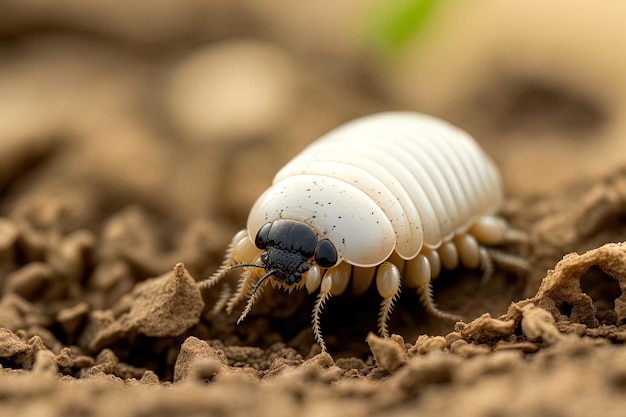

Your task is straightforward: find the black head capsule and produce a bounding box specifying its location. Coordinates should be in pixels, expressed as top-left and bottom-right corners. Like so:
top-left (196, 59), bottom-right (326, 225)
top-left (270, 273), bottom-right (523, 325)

top-left (254, 219), bottom-right (338, 286)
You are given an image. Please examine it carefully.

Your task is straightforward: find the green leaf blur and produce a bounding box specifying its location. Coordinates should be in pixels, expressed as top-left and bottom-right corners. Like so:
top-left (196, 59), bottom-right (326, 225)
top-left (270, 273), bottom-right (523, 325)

top-left (367, 0), bottom-right (441, 55)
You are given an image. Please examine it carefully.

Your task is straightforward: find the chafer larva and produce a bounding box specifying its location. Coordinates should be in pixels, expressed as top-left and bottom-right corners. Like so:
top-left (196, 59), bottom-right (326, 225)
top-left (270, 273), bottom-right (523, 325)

top-left (198, 112), bottom-right (529, 351)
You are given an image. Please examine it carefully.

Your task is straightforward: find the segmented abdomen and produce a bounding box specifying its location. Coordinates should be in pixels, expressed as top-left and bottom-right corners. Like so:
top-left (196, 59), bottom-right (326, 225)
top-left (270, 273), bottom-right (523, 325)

top-left (273, 112), bottom-right (503, 260)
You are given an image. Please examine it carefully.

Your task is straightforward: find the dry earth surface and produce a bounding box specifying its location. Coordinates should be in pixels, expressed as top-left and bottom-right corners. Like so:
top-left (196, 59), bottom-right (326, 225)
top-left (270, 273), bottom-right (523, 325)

top-left (2, 1), bottom-right (626, 416)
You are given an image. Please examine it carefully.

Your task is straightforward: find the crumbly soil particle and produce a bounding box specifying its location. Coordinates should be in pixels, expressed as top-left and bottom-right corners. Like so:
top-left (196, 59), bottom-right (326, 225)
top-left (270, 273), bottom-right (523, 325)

top-left (2, 2), bottom-right (626, 416)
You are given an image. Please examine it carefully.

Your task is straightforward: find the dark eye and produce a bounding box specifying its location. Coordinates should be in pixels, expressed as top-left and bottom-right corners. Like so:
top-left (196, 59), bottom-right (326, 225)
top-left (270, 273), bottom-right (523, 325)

top-left (315, 239), bottom-right (338, 268)
top-left (255, 223), bottom-right (272, 249)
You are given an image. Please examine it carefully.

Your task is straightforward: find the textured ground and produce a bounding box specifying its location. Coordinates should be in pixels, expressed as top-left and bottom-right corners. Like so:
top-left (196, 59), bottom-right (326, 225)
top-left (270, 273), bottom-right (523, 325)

top-left (2, 1), bottom-right (626, 416)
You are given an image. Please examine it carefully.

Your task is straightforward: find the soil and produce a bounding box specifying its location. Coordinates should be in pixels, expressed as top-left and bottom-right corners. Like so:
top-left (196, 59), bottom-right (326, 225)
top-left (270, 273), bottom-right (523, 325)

top-left (2, 2), bottom-right (626, 416)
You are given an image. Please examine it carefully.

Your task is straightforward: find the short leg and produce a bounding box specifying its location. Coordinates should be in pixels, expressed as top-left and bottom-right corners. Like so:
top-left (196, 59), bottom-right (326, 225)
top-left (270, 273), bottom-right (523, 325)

top-left (375, 262), bottom-right (401, 338)
top-left (378, 291), bottom-right (401, 338)
top-left (416, 282), bottom-right (462, 322)
top-left (311, 269), bottom-right (335, 351)
top-left (310, 262), bottom-right (353, 351)
top-left (480, 247), bottom-right (528, 284)
top-left (479, 246), bottom-right (494, 284)
top-left (470, 216), bottom-right (528, 246)
top-left (312, 291), bottom-right (331, 352)
top-left (503, 227), bottom-right (528, 245)
top-left (469, 216), bottom-right (528, 283)
top-left (485, 248), bottom-right (530, 277)
top-left (404, 252), bottom-right (461, 322)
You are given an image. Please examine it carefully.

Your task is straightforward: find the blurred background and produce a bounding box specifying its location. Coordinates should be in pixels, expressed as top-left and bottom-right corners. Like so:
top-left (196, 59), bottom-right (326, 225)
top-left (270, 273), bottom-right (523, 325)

top-left (1, 0), bottom-right (624, 252)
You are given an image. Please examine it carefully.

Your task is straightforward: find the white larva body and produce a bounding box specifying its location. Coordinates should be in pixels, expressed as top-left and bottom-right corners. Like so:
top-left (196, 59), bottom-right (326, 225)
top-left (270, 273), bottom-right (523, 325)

top-left (248, 112), bottom-right (502, 267)
top-left (200, 112), bottom-right (527, 351)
